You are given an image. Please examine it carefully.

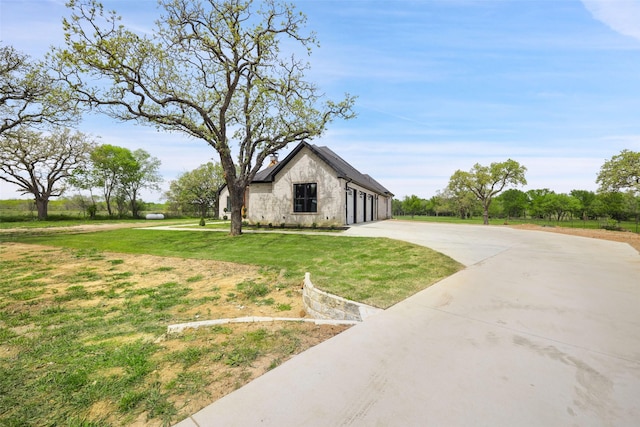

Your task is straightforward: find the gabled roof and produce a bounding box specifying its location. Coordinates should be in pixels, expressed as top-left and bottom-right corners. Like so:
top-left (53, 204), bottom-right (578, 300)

top-left (253, 141), bottom-right (394, 196)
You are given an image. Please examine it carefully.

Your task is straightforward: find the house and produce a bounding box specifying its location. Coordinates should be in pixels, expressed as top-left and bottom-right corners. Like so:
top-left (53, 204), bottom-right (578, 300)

top-left (218, 142), bottom-right (394, 227)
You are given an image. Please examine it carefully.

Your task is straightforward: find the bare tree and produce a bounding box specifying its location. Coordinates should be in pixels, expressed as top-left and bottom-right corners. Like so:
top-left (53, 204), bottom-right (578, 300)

top-left (55, 0), bottom-right (355, 235)
top-left (0, 128), bottom-right (95, 219)
top-left (1, 45), bottom-right (76, 135)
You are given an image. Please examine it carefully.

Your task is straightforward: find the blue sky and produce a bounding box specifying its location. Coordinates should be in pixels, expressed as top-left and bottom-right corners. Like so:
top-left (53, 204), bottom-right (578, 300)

top-left (2, 0), bottom-right (640, 202)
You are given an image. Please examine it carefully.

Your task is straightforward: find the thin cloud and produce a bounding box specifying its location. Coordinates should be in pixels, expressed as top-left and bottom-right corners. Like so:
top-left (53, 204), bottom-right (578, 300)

top-left (581, 0), bottom-right (640, 41)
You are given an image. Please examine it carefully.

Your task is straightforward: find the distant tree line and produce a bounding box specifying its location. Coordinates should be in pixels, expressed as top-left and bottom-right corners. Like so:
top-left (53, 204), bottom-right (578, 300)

top-left (394, 189), bottom-right (639, 225)
top-left (395, 151), bottom-right (640, 230)
top-left (0, 158), bottom-right (228, 221)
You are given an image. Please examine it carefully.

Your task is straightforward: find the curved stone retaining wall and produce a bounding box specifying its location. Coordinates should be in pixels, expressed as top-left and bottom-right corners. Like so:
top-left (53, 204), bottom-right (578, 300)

top-left (303, 272), bottom-right (383, 322)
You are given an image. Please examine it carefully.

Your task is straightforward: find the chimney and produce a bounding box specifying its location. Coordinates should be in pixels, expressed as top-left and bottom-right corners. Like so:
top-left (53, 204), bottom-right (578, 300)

top-left (269, 153), bottom-right (279, 167)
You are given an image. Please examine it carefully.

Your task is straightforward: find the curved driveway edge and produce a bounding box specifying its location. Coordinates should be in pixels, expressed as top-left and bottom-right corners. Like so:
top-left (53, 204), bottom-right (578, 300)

top-left (175, 221), bottom-right (640, 427)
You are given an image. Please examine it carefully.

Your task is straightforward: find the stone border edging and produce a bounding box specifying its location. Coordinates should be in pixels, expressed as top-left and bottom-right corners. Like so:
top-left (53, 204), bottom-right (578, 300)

top-left (167, 316), bottom-right (359, 334)
top-left (302, 272), bottom-right (383, 321)
top-left (166, 272), bottom-right (383, 334)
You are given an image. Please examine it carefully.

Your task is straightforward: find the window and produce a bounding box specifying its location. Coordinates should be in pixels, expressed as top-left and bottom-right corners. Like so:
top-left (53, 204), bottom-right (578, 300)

top-left (294, 183), bottom-right (317, 213)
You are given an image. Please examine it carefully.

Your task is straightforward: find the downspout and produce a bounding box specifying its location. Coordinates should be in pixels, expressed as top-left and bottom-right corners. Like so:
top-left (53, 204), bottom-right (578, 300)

top-left (345, 178), bottom-right (353, 226)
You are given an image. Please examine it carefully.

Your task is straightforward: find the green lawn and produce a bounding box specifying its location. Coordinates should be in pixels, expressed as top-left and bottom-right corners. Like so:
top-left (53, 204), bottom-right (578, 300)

top-left (5, 228), bottom-right (461, 309)
top-left (1, 224), bottom-right (461, 426)
top-left (0, 218), bottom-right (196, 229)
top-left (0, 244), bottom-right (341, 426)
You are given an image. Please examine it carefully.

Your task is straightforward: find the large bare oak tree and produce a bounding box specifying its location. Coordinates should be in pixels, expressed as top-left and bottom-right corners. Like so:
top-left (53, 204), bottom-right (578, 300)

top-left (55, 0), bottom-right (355, 235)
top-left (1, 45), bottom-right (76, 135)
top-left (0, 128), bottom-right (95, 219)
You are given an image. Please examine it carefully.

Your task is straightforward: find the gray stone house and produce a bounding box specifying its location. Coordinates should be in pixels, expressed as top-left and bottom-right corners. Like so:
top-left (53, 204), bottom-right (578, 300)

top-left (218, 142), bottom-right (394, 227)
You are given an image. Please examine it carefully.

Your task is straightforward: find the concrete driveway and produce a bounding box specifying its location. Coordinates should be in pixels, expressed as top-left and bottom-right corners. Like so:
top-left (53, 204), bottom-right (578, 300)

top-left (175, 221), bottom-right (640, 426)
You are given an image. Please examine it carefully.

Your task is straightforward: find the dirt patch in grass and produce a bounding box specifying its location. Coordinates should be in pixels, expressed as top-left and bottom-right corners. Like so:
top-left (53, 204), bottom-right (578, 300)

top-left (0, 242), bottom-right (348, 426)
top-left (0, 243), bottom-right (304, 319)
top-left (510, 224), bottom-right (640, 253)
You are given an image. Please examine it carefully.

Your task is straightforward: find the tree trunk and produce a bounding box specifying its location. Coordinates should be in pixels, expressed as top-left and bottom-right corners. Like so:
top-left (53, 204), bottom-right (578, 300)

top-left (130, 192), bottom-right (139, 218)
top-left (228, 182), bottom-right (245, 236)
top-left (105, 195), bottom-right (113, 216)
top-left (35, 197), bottom-right (49, 220)
top-left (482, 205), bottom-right (489, 225)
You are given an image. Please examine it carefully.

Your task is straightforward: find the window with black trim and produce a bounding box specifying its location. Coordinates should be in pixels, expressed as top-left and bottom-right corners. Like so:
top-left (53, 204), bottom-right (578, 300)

top-left (294, 183), bottom-right (317, 213)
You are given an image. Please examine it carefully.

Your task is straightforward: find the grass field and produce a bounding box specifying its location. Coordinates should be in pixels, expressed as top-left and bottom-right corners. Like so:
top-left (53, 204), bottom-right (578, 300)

top-left (0, 218), bottom-right (147, 229)
top-left (4, 228), bottom-right (461, 308)
top-left (0, 222), bottom-right (462, 426)
top-left (0, 243), bottom-right (345, 426)
top-left (394, 215), bottom-right (640, 233)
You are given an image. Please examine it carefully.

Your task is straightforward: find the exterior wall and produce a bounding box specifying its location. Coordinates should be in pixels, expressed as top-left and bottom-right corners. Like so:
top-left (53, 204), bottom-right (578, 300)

top-left (218, 186), bottom-right (230, 219)
top-left (218, 146), bottom-right (394, 226)
top-left (247, 147), bottom-right (345, 227)
top-left (378, 193), bottom-right (393, 220)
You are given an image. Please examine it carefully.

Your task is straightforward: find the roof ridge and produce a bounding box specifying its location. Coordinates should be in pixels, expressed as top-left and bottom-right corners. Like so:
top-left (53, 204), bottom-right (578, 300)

top-left (252, 142), bottom-right (393, 196)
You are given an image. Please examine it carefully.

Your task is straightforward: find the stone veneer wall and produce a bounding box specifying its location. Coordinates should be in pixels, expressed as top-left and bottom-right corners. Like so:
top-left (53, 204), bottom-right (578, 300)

top-left (302, 272), bottom-right (383, 322)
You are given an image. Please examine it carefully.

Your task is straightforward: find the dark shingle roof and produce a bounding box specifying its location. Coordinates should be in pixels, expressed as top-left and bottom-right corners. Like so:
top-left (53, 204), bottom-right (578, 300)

top-left (253, 142), bottom-right (393, 196)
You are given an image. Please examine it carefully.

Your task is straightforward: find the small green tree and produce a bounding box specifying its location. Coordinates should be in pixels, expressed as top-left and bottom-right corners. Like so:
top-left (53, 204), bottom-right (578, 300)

top-left (596, 191), bottom-right (630, 223)
top-left (73, 144), bottom-right (161, 218)
top-left (543, 193), bottom-right (580, 222)
top-left (121, 149), bottom-right (162, 218)
top-left (448, 159), bottom-right (527, 225)
top-left (429, 192), bottom-right (451, 217)
top-left (497, 189), bottom-right (529, 220)
top-left (527, 188), bottom-right (552, 220)
top-left (402, 195), bottom-right (424, 218)
top-left (83, 145), bottom-right (137, 217)
top-left (570, 189), bottom-right (597, 221)
top-left (165, 162), bottom-right (226, 218)
top-left (444, 186), bottom-right (478, 220)
top-left (391, 198), bottom-right (403, 216)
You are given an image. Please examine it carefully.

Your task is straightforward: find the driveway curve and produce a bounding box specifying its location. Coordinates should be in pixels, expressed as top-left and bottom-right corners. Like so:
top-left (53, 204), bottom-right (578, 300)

top-left (176, 221), bottom-right (640, 427)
